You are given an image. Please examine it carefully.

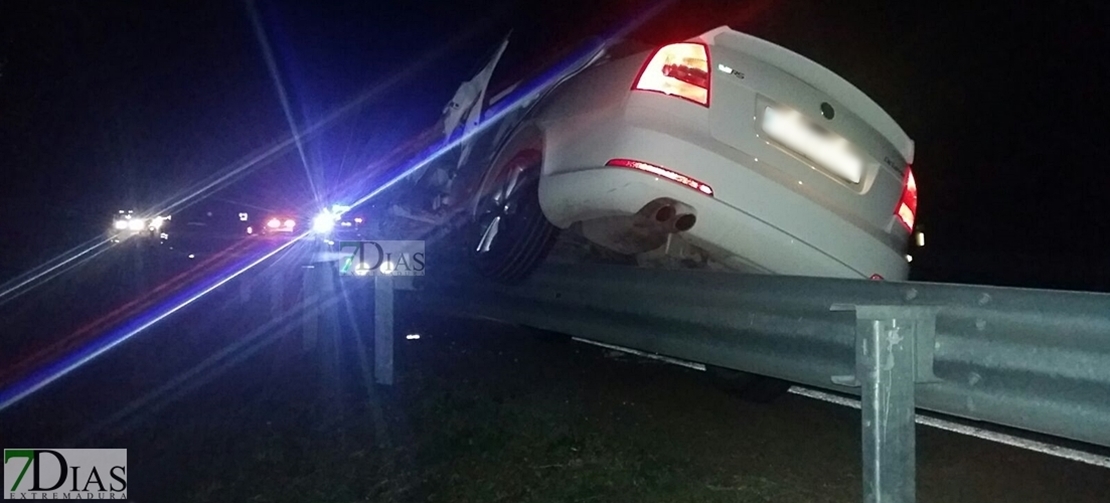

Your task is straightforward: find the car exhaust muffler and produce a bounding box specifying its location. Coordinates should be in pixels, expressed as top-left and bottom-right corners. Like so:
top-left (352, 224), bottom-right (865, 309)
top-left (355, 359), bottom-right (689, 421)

top-left (644, 200), bottom-right (697, 233)
top-left (580, 199), bottom-right (698, 255)
top-left (673, 213), bottom-right (696, 232)
top-left (654, 204), bottom-right (676, 223)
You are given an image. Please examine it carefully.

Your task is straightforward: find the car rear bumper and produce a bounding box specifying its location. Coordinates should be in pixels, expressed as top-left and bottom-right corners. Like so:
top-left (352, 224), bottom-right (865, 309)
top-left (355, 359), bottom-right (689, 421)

top-left (545, 167), bottom-right (897, 278)
top-left (534, 90), bottom-right (909, 280)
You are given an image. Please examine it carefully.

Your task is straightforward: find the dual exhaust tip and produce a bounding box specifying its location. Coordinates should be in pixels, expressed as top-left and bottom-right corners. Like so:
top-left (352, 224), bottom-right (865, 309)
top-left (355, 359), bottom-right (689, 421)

top-left (652, 203), bottom-right (696, 232)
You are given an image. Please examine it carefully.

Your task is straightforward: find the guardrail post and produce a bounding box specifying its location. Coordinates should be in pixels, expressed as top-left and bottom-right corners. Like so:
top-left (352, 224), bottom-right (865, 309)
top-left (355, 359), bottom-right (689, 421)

top-left (302, 265), bottom-right (320, 351)
top-left (239, 274), bottom-right (252, 304)
top-left (270, 270), bottom-right (284, 318)
top-left (374, 273), bottom-right (394, 385)
top-left (320, 270), bottom-right (340, 347)
top-left (832, 305), bottom-right (938, 503)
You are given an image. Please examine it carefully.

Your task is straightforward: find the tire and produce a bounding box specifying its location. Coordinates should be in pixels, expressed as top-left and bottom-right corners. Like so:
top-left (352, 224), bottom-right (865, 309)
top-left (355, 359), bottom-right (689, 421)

top-left (469, 150), bottom-right (560, 283)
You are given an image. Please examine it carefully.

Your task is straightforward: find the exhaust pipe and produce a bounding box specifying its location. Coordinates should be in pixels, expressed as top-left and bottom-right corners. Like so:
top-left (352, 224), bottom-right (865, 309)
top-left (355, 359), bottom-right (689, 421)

top-left (674, 214), bottom-right (696, 232)
top-left (654, 205), bottom-right (676, 222)
top-left (638, 199), bottom-right (697, 233)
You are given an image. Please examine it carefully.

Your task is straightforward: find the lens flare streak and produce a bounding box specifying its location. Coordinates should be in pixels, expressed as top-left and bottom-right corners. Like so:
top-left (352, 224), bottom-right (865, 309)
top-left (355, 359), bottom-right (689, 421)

top-left (246, 0), bottom-right (320, 205)
top-left (0, 236), bottom-right (304, 411)
top-left (0, 238), bottom-right (115, 307)
top-left (0, 239), bottom-right (261, 388)
top-left (0, 3), bottom-right (678, 412)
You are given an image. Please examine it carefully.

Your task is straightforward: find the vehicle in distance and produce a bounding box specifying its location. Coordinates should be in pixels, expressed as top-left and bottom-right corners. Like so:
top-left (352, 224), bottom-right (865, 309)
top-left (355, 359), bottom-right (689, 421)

top-left (257, 215), bottom-right (298, 236)
top-left (109, 210), bottom-right (169, 244)
top-left (310, 204), bottom-right (373, 242)
top-left (391, 25), bottom-right (917, 283)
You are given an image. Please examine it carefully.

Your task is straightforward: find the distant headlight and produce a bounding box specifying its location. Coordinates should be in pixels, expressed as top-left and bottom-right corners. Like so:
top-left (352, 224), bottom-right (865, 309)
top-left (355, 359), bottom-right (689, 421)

top-left (113, 220), bottom-right (129, 230)
top-left (264, 216), bottom-right (296, 232)
top-left (312, 211), bottom-right (336, 234)
top-left (127, 219), bottom-right (145, 231)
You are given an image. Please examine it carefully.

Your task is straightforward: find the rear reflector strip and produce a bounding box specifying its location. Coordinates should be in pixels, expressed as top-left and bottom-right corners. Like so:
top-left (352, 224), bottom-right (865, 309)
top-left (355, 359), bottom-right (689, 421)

top-left (606, 158), bottom-right (714, 196)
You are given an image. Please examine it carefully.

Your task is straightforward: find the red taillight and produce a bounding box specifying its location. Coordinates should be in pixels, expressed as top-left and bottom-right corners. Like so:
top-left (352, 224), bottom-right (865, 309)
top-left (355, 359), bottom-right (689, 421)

top-left (606, 158), bottom-right (713, 196)
top-left (895, 167), bottom-right (917, 231)
top-left (633, 42), bottom-right (710, 107)
top-left (870, 274), bottom-right (884, 281)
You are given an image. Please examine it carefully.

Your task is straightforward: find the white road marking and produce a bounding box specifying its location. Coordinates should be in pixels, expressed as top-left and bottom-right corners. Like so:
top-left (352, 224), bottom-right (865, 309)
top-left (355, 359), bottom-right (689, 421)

top-left (570, 337), bottom-right (1110, 469)
top-left (788, 386), bottom-right (1110, 469)
top-left (571, 337), bottom-right (707, 371)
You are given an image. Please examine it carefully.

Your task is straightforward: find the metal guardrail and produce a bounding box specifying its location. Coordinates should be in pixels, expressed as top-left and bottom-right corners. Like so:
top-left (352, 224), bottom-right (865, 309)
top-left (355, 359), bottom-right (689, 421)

top-left (404, 262), bottom-right (1110, 502)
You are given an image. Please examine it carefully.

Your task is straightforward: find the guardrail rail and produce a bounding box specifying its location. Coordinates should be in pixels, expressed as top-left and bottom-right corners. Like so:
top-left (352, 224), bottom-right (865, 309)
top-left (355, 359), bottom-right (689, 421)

top-left (394, 262), bottom-right (1110, 503)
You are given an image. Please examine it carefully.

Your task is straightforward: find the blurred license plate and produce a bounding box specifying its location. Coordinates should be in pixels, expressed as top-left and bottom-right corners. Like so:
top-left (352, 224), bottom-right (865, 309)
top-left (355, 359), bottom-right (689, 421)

top-left (761, 106), bottom-right (862, 183)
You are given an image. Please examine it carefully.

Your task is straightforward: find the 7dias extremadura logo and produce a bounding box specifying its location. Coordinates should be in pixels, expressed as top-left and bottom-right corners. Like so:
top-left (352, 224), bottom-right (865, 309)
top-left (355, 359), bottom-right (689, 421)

top-left (4, 449), bottom-right (127, 500)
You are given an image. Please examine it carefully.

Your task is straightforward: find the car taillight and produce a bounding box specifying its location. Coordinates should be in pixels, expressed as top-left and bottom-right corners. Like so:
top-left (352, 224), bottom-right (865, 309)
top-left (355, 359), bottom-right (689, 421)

top-left (633, 42), bottom-right (710, 107)
top-left (895, 167), bottom-right (917, 231)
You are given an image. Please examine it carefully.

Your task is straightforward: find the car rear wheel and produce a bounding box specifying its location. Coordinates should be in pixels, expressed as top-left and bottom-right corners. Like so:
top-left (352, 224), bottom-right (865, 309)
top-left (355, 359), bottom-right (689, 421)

top-left (469, 150), bottom-right (559, 283)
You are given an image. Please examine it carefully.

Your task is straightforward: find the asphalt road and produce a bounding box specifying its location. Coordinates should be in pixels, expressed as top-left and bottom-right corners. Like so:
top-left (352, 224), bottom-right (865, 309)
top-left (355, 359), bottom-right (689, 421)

top-left (2, 243), bottom-right (1109, 502)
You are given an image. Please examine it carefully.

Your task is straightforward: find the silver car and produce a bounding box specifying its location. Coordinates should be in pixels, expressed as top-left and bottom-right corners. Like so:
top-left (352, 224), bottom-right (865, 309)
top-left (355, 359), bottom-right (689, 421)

top-left (390, 26), bottom-right (917, 283)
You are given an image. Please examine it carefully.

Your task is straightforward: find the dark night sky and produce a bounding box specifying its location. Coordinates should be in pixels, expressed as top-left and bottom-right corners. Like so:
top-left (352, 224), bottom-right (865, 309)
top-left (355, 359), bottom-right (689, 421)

top-left (2, 0), bottom-right (1109, 289)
